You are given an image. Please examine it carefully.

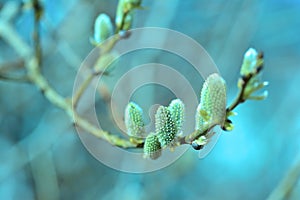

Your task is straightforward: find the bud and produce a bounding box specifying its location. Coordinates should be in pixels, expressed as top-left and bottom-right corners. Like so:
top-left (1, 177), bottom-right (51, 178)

top-left (115, 0), bottom-right (142, 31)
top-left (155, 106), bottom-right (177, 147)
top-left (122, 12), bottom-right (133, 31)
top-left (195, 73), bottom-right (227, 132)
top-left (168, 99), bottom-right (185, 134)
top-left (240, 48), bottom-right (263, 77)
top-left (117, 0), bottom-right (142, 13)
top-left (143, 133), bottom-right (162, 160)
top-left (191, 135), bottom-right (207, 150)
top-left (125, 102), bottom-right (145, 137)
top-left (243, 74), bottom-right (269, 100)
top-left (92, 13), bottom-right (113, 45)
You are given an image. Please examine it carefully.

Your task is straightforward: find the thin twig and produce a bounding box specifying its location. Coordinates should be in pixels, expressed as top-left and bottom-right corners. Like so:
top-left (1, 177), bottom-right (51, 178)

top-left (226, 75), bottom-right (251, 112)
top-left (0, 59), bottom-right (25, 73)
top-left (32, 0), bottom-right (43, 67)
top-left (0, 73), bottom-right (30, 82)
top-left (72, 73), bottom-right (94, 108)
top-left (0, 14), bottom-right (137, 149)
top-left (72, 35), bottom-right (121, 107)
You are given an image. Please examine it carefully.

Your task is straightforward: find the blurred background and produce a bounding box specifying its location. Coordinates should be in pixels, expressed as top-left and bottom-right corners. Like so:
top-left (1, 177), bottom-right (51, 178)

top-left (1, 0), bottom-right (300, 199)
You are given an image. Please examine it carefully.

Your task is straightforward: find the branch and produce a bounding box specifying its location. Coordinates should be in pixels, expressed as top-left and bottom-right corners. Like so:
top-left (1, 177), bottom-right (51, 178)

top-left (227, 51), bottom-right (264, 113)
top-left (226, 76), bottom-right (251, 112)
top-left (0, 13), bottom-right (136, 149)
top-left (72, 34), bottom-right (121, 108)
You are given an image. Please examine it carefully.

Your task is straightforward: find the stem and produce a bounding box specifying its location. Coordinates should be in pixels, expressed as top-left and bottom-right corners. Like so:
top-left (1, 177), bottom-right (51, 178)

top-left (32, 0), bottom-right (43, 67)
top-left (116, 10), bottom-right (130, 33)
top-left (27, 57), bottom-right (136, 148)
top-left (0, 74), bottom-right (29, 82)
top-left (226, 75), bottom-right (252, 112)
top-left (0, 14), bottom-right (138, 149)
top-left (72, 73), bottom-right (94, 108)
top-left (73, 34), bottom-right (121, 107)
top-left (74, 112), bottom-right (135, 148)
top-left (0, 59), bottom-right (24, 73)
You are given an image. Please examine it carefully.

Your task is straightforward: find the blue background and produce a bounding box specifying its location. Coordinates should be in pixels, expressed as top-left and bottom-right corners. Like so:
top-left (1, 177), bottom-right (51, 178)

top-left (0, 0), bottom-right (300, 199)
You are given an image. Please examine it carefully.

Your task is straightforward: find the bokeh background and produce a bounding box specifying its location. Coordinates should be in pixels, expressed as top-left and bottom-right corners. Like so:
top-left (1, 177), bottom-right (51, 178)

top-left (1, 0), bottom-right (300, 199)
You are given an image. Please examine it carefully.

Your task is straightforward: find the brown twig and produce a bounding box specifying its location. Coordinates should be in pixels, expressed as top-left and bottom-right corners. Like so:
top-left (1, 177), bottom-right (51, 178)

top-left (0, 73), bottom-right (29, 82)
top-left (0, 59), bottom-right (25, 73)
top-left (226, 75), bottom-right (251, 112)
top-left (32, 0), bottom-right (43, 67)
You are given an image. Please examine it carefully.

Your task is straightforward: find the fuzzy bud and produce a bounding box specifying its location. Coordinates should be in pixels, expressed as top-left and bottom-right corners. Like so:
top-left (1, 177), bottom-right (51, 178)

top-left (93, 13), bottom-right (113, 45)
top-left (195, 73), bottom-right (227, 132)
top-left (168, 99), bottom-right (185, 135)
top-left (240, 48), bottom-right (263, 77)
top-left (143, 133), bottom-right (162, 160)
top-left (125, 102), bottom-right (145, 137)
top-left (155, 106), bottom-right (177, 147)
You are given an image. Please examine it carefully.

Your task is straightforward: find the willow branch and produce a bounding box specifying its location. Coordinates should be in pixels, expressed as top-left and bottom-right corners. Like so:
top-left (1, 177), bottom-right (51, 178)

top-left (0, 16), bottom-right (136, 149)
top-left (72, 73), bottom-right (94, 108)
top-left (72, 34), bottom-right (121, 108)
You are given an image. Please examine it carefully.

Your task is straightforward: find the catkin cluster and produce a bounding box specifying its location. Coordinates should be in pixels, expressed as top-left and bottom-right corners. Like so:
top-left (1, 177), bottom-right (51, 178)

top-left (125, 99), bottom-right (184, 159)
top-left (124, 73), bottom-right (228, 159)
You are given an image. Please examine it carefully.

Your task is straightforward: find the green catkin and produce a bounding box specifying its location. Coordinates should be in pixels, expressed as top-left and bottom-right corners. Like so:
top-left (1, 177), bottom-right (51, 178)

top-left (144, 133), bottom-right (162, 160)
top-left (155, 106), bottom-right (177, 147)
top-left (195, 73), bottom-right (227, 133)
top-left (124, 102), bottom-right (145, 137)
top-left (168, 99), bottom-right (184, 134)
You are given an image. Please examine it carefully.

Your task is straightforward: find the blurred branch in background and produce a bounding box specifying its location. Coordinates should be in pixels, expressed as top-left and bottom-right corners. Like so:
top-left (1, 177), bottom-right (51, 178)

top-left (29, 149), bottom-right (60, 200)
top-left (267, 154), bottom-right (300, 200)
top-left (0, 0), bottom-right (136, 149)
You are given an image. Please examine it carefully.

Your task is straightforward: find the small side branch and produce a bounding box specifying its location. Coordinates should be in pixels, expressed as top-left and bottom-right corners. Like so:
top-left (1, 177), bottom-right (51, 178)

top-left (32, 0), bottom-right (43, 66)
top-left (0, 73), bottom-right (29, 82)
top-left (226, 75), bottom-right (252, 112)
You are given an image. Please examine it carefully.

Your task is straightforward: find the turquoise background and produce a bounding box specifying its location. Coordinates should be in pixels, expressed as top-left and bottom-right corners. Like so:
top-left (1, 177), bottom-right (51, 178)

top-left (0, 0), bottom-right (300, 199)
